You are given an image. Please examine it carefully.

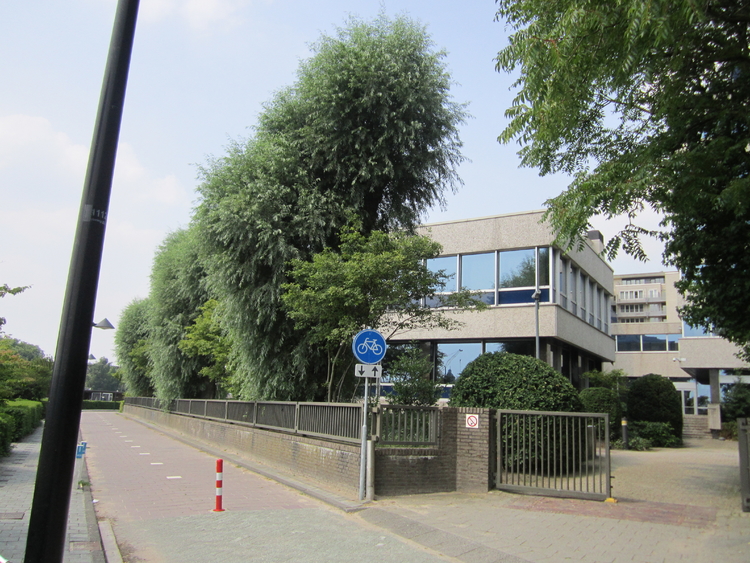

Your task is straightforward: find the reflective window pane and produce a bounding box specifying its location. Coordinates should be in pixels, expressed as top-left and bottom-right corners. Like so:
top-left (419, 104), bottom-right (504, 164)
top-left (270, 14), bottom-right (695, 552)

top-left (436, 342), bottom-right (482, 382)
top-left (642, 334), bottom-right (667, 352)
top-left (460, 253), bottom-right (495, 291)
top-left (538, 247), bottom-right (550, 285)
top-left (427, 256), bottom-right (457, 293)
top-left (500, 249), bottom-right (536, 288)
top-left (616, 335), bottom-right (641, 352)
top-left (485, 340), bottom-right (535, 356)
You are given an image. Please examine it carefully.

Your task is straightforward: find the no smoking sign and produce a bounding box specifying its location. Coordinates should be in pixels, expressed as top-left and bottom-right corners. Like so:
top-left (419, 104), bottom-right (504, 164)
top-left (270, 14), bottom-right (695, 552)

top-left (465, 414), bottom-right (479, 429)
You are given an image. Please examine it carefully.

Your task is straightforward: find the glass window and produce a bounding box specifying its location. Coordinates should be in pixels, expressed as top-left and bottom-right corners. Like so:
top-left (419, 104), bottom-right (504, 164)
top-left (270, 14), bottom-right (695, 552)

top-left (642, 334), bottom-right (667, 351)
top-left (616, 335), bottom-right (641, 352)
top-left (538, 247), bottom-right (550, 285)
top-left (436, 342), bottom-right (482, 383)
top-left (427, 256), bottom-right (457, 293)
top-left (460, 253), bottom-right (495, 290)
top-left (500, 249), bottom-right (536, 288)
top-left (559, 258), bottom-right (568, 307)
top-left (668, 334), bottom-right (680, 351)
top-left (485, 340), bottom-right (535, 356)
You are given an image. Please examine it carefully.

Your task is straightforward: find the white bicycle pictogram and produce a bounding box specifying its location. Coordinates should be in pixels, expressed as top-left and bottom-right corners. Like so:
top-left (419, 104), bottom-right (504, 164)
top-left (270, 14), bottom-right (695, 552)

top-left (357, 338), bottom-right (383, 356)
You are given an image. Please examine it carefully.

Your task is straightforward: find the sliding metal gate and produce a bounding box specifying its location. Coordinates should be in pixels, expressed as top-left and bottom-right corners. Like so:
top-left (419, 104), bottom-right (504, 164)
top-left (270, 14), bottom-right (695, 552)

top-left (496, 410), bottom-right (611, 501)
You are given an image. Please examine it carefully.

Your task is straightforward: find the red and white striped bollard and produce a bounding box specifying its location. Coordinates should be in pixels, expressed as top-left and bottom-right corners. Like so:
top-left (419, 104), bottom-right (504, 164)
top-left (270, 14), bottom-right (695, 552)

top-left (213, 458), bottom-right (225, 512)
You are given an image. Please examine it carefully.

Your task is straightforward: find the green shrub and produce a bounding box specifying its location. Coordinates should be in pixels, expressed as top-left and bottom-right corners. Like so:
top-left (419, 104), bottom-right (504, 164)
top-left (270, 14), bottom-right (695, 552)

top-left (580, 387), bottom-right (621, 434)
top-left (720, 421), bottom-right (738, 440)
top-left (450, 352), bottom-right (582, 412)
top-left (0, 413), bottom-right (15, 455)
top-left (626, 373), bottom-right (683, 438)
top-left (453, 353), bottom-right (582, 475)
top-left (0, 400), bottom-right (43, 441)
top-left (721, 379), bottom-right (750, 422)
top-left (81, 400), bottom-right (121, 410)
top-left (612, 436), bottom-right (652, 451)
top-left (630, 421), bottom-right (682, 447)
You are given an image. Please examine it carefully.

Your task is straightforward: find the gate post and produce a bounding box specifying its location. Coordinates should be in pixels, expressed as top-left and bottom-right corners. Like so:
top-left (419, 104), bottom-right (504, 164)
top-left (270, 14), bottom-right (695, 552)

top-left (739, 418), bottom-right (750, 513)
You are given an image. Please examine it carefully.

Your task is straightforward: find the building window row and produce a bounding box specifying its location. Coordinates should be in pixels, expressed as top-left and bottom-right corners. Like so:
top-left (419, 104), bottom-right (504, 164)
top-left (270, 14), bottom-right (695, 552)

top-left (426, 247), bottom-right (550, 307)
top-left (620, 276), bottom-right (665, 285)
top-left (426, 247), bottom-right (611, 335)
top-left (556, 255), bottom-right (610, 333)
top-left (616, 334), bottom-right (680, 352)
top-left (620, 304), bottom-right (644, 313)
top-left (619, 290), bottom-right (644, 300)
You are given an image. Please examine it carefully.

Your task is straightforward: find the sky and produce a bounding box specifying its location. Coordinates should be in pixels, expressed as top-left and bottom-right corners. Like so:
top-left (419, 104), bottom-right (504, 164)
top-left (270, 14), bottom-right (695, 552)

top-left (0, 0), bottom-right (666, 363)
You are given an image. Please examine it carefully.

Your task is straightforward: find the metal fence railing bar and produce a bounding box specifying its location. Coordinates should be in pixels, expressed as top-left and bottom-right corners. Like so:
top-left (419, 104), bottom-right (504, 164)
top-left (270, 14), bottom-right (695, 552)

top-left (124, 397), bottom-right (439, 446)
top-left (496, 410), bottom-right (611, 501)
top-left (377, 405), bottom-right (438, 446)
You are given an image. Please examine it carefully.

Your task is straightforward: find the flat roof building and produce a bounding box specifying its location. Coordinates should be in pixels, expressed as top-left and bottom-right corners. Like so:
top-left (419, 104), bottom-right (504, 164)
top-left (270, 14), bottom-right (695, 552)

top-left (395, 210), bottom-right (615, 388)
top-left (609, 271), bottom-right (750, 436)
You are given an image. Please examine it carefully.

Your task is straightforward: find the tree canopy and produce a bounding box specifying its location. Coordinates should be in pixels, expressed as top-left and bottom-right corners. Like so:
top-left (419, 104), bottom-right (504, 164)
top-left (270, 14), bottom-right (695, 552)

top-left (193, 14), bottom-right (466, 400)
top-left (282, 228), bottom-right (484, 401)
top-left (114, 297), bottom-right (153, 397)
top-left (85, 357), bottom-right (122, 393)
top-left (0, 284), bottom-right (29, 333)
top-left (495, 0), bottom-right (750, 354)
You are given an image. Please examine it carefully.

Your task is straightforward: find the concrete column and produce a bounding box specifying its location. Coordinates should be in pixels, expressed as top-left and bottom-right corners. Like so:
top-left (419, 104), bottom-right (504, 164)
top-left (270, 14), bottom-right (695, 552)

top-left (708, 368), bottom-right (722, 436)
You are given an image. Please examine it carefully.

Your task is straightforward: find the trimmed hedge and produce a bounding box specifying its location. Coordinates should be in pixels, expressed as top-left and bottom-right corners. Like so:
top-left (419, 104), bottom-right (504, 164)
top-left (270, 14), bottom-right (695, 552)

top-left (82, 400), bottom-right (122, 410)
top-left (0, 412), bottom-right (14, 456)
top-left (0, 400), bottom-right (43, 443)
top-left (450, 352), bottom-right (582, 412)
top-left (626, 374), bottom-right (683, 438)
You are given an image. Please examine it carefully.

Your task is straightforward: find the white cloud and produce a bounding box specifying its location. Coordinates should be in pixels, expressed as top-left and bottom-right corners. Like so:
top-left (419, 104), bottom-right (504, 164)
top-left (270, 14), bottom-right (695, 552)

top-left (113, 142), bottom-right (190, 206)
top-left (0, 114), bottom-right (88, 183)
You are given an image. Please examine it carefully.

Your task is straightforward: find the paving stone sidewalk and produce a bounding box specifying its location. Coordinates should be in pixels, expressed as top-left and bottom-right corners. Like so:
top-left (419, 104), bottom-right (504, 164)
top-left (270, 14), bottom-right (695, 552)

top-left (0, 424), bottom-right (105, 563)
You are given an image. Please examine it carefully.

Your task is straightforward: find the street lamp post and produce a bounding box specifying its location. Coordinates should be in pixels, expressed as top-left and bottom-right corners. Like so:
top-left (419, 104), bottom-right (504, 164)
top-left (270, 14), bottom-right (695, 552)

top-left (532, 289), bottom-right (541, 360)
top-left (23, 2), bottom-right (139, 562)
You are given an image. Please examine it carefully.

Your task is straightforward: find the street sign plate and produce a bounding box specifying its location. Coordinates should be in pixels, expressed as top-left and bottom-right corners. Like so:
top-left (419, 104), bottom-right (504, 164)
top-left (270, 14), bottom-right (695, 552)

top-left (355, 364), bottom-right (381, 378)
top-left (352, 329), bottom-right (387, 364)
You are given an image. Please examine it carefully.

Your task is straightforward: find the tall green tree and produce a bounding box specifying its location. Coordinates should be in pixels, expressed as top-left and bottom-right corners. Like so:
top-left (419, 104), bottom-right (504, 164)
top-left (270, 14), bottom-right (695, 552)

top-left (282, 228), bottom-right (484, 401)
top-left (0, 337), bottom-right (52, 400)
top-left (178, 299), bottom-right (235, 396)
top-left (85, 357), bottom-right (122, 393)
top-left (495, 0), bottom-right (750, 354)
top-left (114, 298), bottom-right (154, 396)
top-left (196, 14), bottom-right (466, 400)
top-left (148, 227), bottom-right (214, 402)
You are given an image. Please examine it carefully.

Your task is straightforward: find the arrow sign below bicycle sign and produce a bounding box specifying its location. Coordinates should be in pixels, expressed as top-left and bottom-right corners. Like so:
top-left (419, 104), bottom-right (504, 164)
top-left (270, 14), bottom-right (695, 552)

top-left (352, 329), bottom-right (387, 364)
top-left (355, 364), bottom-right (381, 378)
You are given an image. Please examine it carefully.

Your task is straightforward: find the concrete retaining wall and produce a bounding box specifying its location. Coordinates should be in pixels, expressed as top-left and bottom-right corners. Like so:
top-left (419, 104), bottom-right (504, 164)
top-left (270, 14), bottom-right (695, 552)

top-left (125, 404), bottom-right (495, 498)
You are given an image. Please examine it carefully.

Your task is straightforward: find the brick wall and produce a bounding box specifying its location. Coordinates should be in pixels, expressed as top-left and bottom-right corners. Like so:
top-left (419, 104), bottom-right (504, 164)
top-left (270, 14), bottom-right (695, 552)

top-left (125, 404), bottom-right (496, 499)
top-left (374, 407), bottom-right (494, 495)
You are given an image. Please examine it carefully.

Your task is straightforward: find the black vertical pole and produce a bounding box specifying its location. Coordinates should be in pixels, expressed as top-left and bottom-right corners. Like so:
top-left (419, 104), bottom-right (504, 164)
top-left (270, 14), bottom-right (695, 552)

top-left (24, 1), bottom-right (140, 561)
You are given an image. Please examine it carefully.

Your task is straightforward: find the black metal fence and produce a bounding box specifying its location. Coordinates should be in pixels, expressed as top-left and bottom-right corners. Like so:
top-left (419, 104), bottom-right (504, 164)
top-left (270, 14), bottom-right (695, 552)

top-left (496, 410), bottom-right (611, 501)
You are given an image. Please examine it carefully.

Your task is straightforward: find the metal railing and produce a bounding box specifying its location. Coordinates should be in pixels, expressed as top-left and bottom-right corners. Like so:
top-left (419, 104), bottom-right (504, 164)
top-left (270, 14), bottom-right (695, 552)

top-left (376, 405), bottom-right (439, 446)
top-left (496, 410), bottom-right (611, 501)
top-left (124, 397), bottom-right (438, 446)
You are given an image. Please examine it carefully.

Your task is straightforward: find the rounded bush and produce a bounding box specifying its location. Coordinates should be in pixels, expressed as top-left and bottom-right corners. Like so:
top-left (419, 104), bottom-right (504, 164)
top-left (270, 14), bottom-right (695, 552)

top-left (626, 374), bottom-right (683, 438)
top-left (450, 352), bottom-right (582, 412)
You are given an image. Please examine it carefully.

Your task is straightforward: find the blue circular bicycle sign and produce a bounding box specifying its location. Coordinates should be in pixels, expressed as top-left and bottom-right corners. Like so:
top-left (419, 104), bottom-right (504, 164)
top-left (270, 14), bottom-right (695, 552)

top-left (352, 329), bottom-right (387, 364)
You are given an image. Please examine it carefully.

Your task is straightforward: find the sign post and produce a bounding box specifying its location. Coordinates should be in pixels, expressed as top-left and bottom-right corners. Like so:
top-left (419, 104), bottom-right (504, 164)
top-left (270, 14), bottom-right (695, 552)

top-left (352, 329), bottom-right (387, 501)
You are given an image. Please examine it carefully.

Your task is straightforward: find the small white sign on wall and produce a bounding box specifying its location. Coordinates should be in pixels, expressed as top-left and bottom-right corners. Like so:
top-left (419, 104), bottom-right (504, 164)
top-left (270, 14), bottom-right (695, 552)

top-left (465, 414), bottom-right (479, 429)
